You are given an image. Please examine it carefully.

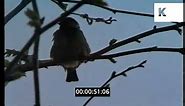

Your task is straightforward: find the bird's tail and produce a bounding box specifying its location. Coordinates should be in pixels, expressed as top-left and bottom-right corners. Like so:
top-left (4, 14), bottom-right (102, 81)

top-left (66, 68), bottom-right (79, 82)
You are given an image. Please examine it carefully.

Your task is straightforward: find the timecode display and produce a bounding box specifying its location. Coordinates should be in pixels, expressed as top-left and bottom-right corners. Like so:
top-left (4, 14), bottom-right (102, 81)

top-left (75, 87), bottom-right (110, 97)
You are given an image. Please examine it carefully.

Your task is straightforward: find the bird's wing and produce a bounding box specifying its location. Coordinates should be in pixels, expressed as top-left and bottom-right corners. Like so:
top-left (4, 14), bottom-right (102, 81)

top-left (77, 30), bottom-right (91, 56)
top-left (50, 30), bottom-right (67, 58)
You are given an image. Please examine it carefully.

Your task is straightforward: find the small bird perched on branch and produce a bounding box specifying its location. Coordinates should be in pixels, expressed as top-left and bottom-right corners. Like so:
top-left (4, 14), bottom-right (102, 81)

top-left (50, 17), bottom-right (91, 82)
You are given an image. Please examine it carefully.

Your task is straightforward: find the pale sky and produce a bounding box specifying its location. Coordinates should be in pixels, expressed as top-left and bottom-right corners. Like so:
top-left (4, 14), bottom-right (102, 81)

top-left (5, 0), bottom-right (183, 106)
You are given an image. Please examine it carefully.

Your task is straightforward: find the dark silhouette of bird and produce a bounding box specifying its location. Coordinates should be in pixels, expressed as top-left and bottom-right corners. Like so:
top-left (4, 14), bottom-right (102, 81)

top-left (50, 17), bottom-right (91, 82)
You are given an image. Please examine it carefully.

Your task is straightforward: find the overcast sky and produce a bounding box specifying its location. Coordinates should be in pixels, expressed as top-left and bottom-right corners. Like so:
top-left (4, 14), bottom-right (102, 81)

top-left (5, 0), bottom-right (183, 106)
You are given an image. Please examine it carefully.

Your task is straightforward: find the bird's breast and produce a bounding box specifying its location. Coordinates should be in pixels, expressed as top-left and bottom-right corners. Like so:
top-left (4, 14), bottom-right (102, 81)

top-left (62, 61), bottom-right (80, 69)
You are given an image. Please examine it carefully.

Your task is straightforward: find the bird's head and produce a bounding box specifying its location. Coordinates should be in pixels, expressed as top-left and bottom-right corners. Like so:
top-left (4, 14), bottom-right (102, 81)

top-left (58, 17), bottom-right (80, 29)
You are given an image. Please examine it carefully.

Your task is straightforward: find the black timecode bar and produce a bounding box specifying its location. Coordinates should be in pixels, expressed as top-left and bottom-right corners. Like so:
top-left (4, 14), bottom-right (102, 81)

top-left (75, 87), bottom-right (110, 97)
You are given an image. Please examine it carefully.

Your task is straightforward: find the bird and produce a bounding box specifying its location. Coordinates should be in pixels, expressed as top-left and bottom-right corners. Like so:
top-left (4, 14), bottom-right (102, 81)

top-left (50, 17), bottom-right (91, 82)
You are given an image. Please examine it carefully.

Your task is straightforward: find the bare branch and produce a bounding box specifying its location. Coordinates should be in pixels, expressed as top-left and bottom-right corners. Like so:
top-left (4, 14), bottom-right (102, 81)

top-left (5, 47), bottom-right (183, 75)
top-left (32, 0), bottom-right (41, 105)
top-left (63, 0), bottom-right (154, 17)
top-left (5, 0), bottom-right (32, 24)
top-left (83, 60), bottom-right (147, 106)
top-left (91, 22), bottom-right (185, 56)
top-left (51, 0), bottom-right (68, 11)
top-left (51, 0), bottom-right (117, 25)
top-left (71, 13), bottom-right (117, 25)
top-left (90, 47), bottom-right (185, 61)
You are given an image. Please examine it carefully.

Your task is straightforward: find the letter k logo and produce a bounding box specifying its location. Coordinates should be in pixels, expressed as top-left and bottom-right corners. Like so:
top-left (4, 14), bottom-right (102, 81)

top-left (158, 8), bottom-right (166, 16)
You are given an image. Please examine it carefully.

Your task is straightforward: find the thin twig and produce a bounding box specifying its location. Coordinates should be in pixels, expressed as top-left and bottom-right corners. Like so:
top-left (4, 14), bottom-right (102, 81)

top-left (32, 0), bottom-right (41, 106)
top-left (63, 0), bottom-right (154, 17)
top-left (51, 0), bottom-right (117, 25)
top-left (71, 12), bottom-right (116, 25)
top-left (5, 0), bottom-right (32, 24)
top-left (89, 47), bottom-right (185, 61)
top-left (91, 22), bottom-right (185, 56)
top-left (83, 60), bottom-right (147, 106)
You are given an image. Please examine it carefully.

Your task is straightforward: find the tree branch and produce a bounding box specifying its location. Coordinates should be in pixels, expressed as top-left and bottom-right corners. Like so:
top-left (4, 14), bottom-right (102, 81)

top-left (32, 0), bottom-right (41, 105)
top-left (71, 12), bottom-right (117, 25)
top-left (5, 0), bottom-right (32, 24)
top-left (51, 0), bottom-right (117, 25)
top-left (83, 60), bottom-right (147, 106)
top-left (90, 47), bottom-right (185, 61)
top-left (62, 0), bottom-right (154, 17)
top-left (91, 22), bottom-right (184, 56)
top-left (6, 47), bottom-right (183, 75)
